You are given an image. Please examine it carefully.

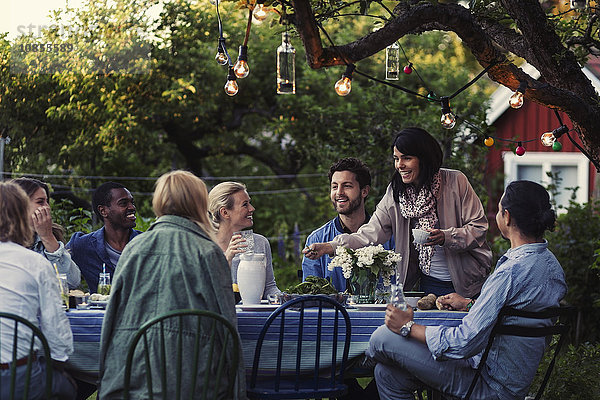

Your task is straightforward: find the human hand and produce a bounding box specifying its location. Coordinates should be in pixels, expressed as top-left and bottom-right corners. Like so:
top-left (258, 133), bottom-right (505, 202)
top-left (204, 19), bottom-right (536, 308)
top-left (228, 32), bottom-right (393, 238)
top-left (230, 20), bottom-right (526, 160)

top-left (302, 243), bottom-right (334, 259)
top-left (384, 303), bottom-right (414, 334)
top-left (225, 234), bottom-right (247, 264)
top-left (437, 293), bottom-right (470, 311)
top-left (32, 206), bottom-right (59, 252)
top-left (424, 228), bottom-right (445, 246)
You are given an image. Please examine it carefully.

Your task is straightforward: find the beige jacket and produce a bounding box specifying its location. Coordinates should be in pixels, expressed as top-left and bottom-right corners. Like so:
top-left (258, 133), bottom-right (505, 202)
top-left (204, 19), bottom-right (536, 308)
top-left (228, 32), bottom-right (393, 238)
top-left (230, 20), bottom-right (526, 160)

top-left (330, 168), bottom-right (492, 298)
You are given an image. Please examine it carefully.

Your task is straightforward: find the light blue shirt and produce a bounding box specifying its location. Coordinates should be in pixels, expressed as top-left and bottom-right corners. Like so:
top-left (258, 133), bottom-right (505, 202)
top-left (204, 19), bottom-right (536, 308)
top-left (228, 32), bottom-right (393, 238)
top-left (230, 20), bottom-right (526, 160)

top-left (425, 241), bottom-right (567, 400)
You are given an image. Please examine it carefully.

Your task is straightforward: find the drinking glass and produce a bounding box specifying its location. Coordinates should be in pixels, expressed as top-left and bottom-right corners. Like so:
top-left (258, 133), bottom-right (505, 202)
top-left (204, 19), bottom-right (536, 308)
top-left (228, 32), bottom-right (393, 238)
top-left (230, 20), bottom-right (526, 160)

top-left (233, 230), bottom-right (255, 253)
top-left (58, 273), bottom-right (69, 310)
top-left (390, 283), bottom-right (408, 310)
top-left (98, 272), bottom-right (112, 295)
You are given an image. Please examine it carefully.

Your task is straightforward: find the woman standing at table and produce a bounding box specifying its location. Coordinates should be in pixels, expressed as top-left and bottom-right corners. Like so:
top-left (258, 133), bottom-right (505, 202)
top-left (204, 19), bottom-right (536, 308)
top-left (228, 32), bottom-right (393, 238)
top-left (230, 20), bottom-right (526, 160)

top-left (305, 127), bottom-right (491, 298)
top-left (99, 170), bottom-right (245, 399)
top-left (208, 181), bottom-right (280, 298)
top-left (12, 177), bottom-right (81, 289)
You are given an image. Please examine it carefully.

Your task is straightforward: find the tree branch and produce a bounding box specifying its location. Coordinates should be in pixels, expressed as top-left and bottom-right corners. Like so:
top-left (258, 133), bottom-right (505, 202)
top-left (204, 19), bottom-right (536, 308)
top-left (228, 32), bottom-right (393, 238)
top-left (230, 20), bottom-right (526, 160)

top-left (291, 0), bottom-right (600, 168)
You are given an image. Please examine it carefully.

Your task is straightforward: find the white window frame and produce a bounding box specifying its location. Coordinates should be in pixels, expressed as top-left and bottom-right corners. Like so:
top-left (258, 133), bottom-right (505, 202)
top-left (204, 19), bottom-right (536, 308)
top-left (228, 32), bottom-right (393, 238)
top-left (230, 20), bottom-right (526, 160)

top-left (503, 151), bottom-right (589, 206)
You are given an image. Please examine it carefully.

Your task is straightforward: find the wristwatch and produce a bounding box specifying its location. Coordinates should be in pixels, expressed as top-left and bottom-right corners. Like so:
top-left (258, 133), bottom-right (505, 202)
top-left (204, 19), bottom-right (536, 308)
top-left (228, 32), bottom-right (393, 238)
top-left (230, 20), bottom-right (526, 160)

top-left (400, 320), bottom-right (415, 337)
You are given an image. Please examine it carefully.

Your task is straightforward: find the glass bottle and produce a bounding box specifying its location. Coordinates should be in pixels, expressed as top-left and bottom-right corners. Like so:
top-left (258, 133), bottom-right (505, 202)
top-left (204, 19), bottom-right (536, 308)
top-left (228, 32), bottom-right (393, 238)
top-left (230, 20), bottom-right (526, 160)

top-left (391, 283), bottom-right (408, 310)
top-left (277, 32), bottom-right (296, 95)
top-left (98, 272), bottom-right (112, 295)
top-left (59, 273), bottom-right (69, 310)
top-left (385, 41), bottom-right (400, 80)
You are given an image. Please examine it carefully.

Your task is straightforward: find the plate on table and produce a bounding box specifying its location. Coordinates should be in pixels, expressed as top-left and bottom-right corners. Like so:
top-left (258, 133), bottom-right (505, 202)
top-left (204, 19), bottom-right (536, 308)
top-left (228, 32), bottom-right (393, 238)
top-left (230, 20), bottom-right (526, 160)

top-left (351, 304), bottom-right (388, 311)
top-left (236, 303), bottom-right (279, 312)
top-left (89, 300), bottom-right (108, 308)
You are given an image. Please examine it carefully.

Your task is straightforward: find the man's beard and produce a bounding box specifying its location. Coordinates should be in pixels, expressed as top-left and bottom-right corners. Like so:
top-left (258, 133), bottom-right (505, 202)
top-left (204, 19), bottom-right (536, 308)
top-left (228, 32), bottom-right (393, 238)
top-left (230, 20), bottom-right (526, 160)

top-left (332, 197), bottom-right (363, 215)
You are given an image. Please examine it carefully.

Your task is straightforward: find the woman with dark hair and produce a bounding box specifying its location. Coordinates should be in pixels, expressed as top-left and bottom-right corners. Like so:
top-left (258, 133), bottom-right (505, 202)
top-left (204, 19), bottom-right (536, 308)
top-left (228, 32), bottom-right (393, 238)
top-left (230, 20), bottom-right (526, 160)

top-left (367, 180), bottom-right (566, 399)
top-left (12, 177), bottom-right (81, 289)
top-left (305, 127), bottom-right (491, 298)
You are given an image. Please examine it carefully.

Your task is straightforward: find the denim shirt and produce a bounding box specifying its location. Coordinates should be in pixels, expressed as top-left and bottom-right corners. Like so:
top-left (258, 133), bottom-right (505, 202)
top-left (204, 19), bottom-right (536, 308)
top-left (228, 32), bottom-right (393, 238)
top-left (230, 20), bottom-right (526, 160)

top-left (31, 234), bottom-right (81, 289)
top-left (425, 241), bottom-right (567, 399)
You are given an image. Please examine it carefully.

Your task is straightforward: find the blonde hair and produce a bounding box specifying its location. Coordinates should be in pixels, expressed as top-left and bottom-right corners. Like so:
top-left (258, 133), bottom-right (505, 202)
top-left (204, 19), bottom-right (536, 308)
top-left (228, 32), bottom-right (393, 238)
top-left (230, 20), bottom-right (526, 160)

top-left (0, 182), bottom-right (34, 247)
top-left (152, 170), bottom-right (215, 241)
top-left (208, 181), bottom-right (247, 228)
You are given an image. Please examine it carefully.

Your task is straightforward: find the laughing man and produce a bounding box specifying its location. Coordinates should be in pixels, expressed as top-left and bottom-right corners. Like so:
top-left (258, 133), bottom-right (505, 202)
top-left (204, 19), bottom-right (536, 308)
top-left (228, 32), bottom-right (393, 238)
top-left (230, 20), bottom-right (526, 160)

top-left (67, 182), bottom-right (141, 294)
top-left (302, 158), bottom-right (394, 292)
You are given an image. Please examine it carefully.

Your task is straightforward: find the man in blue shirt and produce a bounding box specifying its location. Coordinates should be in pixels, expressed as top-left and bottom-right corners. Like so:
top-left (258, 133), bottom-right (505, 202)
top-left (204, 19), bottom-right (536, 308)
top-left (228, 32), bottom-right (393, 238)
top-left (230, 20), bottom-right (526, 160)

top-left (303, 158), bottom-right (393, 292)
top-left (67, 182), bottom-right (141, 294)
top-left (367, 180), bottom-right (567, 400)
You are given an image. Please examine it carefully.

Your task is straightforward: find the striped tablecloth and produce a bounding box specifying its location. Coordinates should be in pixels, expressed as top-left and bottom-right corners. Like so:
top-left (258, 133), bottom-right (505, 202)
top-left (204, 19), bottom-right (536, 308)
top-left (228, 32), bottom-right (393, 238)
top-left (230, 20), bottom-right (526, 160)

top-left (66, 307), bottom-right (466, 381)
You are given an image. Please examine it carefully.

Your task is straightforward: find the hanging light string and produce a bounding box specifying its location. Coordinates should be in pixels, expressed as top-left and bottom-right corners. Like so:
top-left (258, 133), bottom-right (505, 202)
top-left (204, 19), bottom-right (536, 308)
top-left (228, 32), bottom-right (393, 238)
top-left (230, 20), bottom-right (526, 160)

top-left (552, 109), bottom-right (600, 170)
top-left (243, 5), bottom-right (253, 46)
top-left (447, 63), bottom-right (498, 99)
top-left (216, 0), bottom-right (232, 65)
top-left (397, 42), bottom-right (431, 94)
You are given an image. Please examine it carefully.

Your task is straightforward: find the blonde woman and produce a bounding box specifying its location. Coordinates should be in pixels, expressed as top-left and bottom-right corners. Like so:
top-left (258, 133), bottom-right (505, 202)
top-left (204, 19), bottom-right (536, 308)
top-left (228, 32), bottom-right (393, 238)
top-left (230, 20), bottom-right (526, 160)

top-left (208, 181), bottom-right (280, 298)
top-left (99, 170), bottom-right (245, 399)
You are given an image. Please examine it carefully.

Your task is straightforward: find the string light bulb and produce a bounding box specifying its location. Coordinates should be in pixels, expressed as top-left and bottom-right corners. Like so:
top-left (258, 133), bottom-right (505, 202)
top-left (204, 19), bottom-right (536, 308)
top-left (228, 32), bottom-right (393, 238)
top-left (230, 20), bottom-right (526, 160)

top-left (215, 38), bottom-right (228, 66)
top-left (509, 81), bottom-right (527, 109)
top-left (233, 45), bottom-right (250, 78)
top-left (253, 3), bottom-right (268, 21)
top-left (515, 142), bottom-right (526, 156)
top-left (440, 97), bottom-right (456, 129)
top-left (570, 0), bottom-right (588, 10)
top-left (552, 141), bottom-right (563, 151)
top-left (385, 42), bottom-right (400, 80)
top-left (541, 125), bottom-right (568, 146)
top-left (403, 64), bottom-right (413, 74)
top-left (335, 64), bottom-right (355, 96)
top-left (540, 132), bottom-right (555, 147)
top-left (224, 67), bottom-right (239, 96)
top-left (484, 137), bottom-right (494, 147)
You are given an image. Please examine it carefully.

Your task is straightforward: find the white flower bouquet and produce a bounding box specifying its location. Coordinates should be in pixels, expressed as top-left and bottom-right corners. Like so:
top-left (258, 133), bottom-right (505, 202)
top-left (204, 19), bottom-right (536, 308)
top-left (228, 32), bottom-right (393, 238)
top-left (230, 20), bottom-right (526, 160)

top-left (328, 244), bottom-right (402, 286)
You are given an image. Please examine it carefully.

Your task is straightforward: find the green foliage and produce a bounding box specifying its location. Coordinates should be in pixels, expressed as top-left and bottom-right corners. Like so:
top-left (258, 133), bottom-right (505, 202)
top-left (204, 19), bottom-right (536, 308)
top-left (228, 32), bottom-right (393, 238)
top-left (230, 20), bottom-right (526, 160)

top-left (50, 199), bottom-right (95, 238)
top-left (546, 200), bottom-right (600, 343)
top-left (3, 0), bottom-right (493, 264)
top-left (284, 275), bottom-right (338, 294)
top-left (529, 342), bottom-right (600, 399)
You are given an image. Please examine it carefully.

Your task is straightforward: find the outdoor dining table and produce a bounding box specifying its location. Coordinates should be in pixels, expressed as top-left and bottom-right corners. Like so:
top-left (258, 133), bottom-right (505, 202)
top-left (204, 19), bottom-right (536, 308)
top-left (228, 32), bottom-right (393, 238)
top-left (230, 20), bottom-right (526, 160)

top-left (65, 306), bottom-right (466, 383)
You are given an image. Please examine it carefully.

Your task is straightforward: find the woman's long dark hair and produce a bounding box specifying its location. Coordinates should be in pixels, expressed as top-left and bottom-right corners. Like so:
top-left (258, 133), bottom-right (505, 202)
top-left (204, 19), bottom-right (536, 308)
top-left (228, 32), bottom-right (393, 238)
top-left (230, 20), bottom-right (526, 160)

top-left (390, 127), bottom-right (443, 203)
top-left (501, 180), bottom-right (556, 238)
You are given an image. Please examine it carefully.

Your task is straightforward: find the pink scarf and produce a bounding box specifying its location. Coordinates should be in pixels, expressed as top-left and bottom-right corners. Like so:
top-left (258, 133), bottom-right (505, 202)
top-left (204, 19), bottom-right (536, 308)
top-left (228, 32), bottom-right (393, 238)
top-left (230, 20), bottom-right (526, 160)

top-left (398, 172), bottom-right (441, 275)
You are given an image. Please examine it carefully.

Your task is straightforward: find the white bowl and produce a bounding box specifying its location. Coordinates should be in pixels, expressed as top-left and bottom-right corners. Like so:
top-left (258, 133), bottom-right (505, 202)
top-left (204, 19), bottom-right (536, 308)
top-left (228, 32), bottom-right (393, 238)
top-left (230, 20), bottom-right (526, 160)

top-left (412, 228), bottom-right (430, 245)
top-left (406, 297), bottom-right (420, 308)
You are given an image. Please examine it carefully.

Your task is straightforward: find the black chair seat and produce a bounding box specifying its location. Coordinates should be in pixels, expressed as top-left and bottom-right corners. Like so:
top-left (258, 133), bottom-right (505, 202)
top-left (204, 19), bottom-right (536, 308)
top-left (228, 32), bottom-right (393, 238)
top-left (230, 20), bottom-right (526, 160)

top-left (247, 295), bottom-right (352, 399)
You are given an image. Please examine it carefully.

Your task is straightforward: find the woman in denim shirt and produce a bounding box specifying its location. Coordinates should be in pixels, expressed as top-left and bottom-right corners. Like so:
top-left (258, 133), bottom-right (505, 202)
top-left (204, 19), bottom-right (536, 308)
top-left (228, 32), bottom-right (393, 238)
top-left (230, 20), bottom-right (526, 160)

top-left (367, 180), bottom-right (567, 400)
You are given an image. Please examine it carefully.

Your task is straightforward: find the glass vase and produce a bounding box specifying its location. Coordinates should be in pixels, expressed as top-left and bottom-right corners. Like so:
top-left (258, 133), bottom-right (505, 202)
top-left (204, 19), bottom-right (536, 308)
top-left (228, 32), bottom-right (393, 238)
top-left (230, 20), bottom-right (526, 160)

top-left (347, 267), bottom-right (377, 304)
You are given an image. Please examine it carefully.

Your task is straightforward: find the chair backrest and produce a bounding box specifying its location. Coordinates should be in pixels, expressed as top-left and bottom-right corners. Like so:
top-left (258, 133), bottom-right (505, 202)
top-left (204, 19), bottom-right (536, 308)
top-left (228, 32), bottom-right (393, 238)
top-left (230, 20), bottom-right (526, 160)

top-left (0, 312), bottom-right (53, 400)
top-left (123, 309), bottom-right (241, 400)
top-left (248, 295), bottom-right (352, 397)
top-left (464, 305), bottom-right (574, 400)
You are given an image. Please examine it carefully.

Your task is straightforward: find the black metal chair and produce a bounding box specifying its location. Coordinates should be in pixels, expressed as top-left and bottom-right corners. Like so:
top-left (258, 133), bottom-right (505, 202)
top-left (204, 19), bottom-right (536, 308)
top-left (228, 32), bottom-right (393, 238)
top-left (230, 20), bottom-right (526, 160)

top-left (0, 312), bottom-right (53, 400)
top-left (246, 295), bottom-right (352, 399)
top-left (123, 309), bottom-right (241, 400)
top-left (464, 305), bottom-right (573, 400)
top-left (416, 305), bottom-right (573, 400)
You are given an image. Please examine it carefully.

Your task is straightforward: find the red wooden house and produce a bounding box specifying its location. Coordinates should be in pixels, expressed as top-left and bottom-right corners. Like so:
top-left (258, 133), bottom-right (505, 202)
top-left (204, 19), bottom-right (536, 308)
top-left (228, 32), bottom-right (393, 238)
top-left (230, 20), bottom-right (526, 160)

top-left (484, 61), bottom-right (599, 221)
